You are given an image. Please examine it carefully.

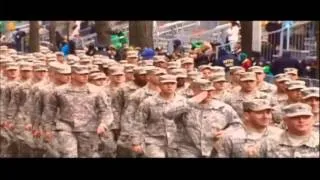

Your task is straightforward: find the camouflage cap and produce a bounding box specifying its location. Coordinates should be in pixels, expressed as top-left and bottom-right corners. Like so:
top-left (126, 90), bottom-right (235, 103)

top-left (240, 72), bottom-right (256, 81)
top-left (6, 62), bottom-right (19, 70)
top-left (284, 68), bottom-right (298, 75)
top-left (243, 99), bottom-right (273, 112)
top-left (56, 64), bottom-right (72, 74)
top-left (153, 55), bottom-right (167, 63)
top-left (181, 57), bottom-right (194, 65)
top-left (192, 78), bottom-right (215, 91)
top-left (20, 62), bottom-right (33, 71)
top-left (92, 72), bottom-right (107, 80)
top-left (287, 80), bottom-right (306, 90)
top-left (79, 58), bottom-right (91, 64)
top-left (71, 64), bottom-right (90, 74)
top-left (38, 56), bottom-right (47, 61)
top-left (301, 87), bottom-right (319, 99)
top-left (159, 74), bottom-right (177, 83)
top-left (107, 61), bottom-right (119, 68)
top-left (0, 58), bottom-right (13, 64)
top-left (119, 60), bottom-right (128, 64)
top-left (92, 58), bottom-right (103, 65)
top-left (282, 103), bottom-right (313, 118)
top-left (48, 61), bottom-right (61, 70)
top-left (154, 67), bottom-right (167, 75)
top-left (211, 74), bottom-right (227, 82)
top-left (248, 66), bottom-right (264, 73)
top-left (211, 66), bottom-right (225, 75)
top-left (187, 71), bottom-right (201, 80)
top-left (109, 66), bottom-right (125, 76)
top-left (48, 57), bottom-right (57, 62)
top-left (33, 63), bottom-right (48, 72)
top-left (75, 50), bottom-right (86, 54)
top-left (89, 65), bottom-right (100, 73)
top-left (170, 68), bottom-right (187, 78)
top-left (133, 66), bottom-right (147, 75)
top-left (0, 45), bottom-right (8, 51)
top-left (8, 49), bottom-right (17, 55)
top-left (199, 65), bottom-right (213, 71)
top-left (229, 66), bottom-right (245, 74)
top-left (55, 52), bottom-right (64, 56)
top-left (274, 73), bottom-right (291, 82)
top-left (93, 54), bottom-right (103, 59)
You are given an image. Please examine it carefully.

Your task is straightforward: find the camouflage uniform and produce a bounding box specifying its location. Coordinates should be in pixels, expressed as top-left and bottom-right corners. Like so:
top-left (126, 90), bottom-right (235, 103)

top-left (165, 97), bottom-right (242, 158)
top-left (131, 93), bottom-right (182, 158)
top-left (44, 67), bottom-right (114, 158)
top-left (258, 81), bottom-right (277, 94)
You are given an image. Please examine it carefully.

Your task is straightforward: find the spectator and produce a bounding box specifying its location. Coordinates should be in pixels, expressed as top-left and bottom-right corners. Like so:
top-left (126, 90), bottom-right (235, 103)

top-left (226, 21), bottom-right (240, 51)
top-left (141, 48), bottom-right (155, 60)
top-left (271, 52), bottom-right (303, 76)
top-left (14, 28), bottom-right (26, 52)
top-left (86, 43), bottom-right (97, 56)
top-left (55, 31), bottom-right (64, 50)
top-left (215, 48), bottom-right (239, 71)
top-left (68, 40), bottom-right (76, 55)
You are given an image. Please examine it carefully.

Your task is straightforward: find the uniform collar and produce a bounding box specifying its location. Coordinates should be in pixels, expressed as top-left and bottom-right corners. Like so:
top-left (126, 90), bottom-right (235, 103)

top-left (280, 131), bottom-right (319, 148)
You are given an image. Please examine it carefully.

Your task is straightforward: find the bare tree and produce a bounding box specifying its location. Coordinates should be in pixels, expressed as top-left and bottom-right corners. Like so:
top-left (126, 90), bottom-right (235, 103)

top-left (95, 21), bottom-right (111, 48)
top-left (129, 21), bottom-right (153, 48)
top-left (29, 21), bottom-right (40, 52)
top-left (240, 21), bottom-right (253, 57)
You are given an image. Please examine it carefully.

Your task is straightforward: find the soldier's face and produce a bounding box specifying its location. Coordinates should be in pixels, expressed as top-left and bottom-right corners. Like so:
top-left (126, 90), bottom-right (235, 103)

top-left (241, 80), bottom-right (256, 92)
top-left (20, 70), bottom-right (33, 79)
top-left (182, 63), bottom-right (194, 72)
top-left (56, 73), bottom-right (70, 84)
top-left (255, 72), bottom-right (265, 83)
top-left (57, 55), bottom-right (64, 62)
top-left (213, 81), bottom-right (225, 91)
top-left (125, 72), bottom-right (134, 82)
top-left (287, 89), bottom-right (302, 102)
top-left (276, 81), bottom-right (288, 92)
top-left (160, 82), bottom-right (177, 94)
top-left (304, 97), bottom-right (319, 113)
top-left (285, 115), bottom-right (313, 135)
top-left (93, 79), bottom-right (105, 86)
top-left (149, 74), bottom-right (161, 85)
top-left (177, 78), bottom-right (186, 88)
top-left (201, 69), bottom-right (212, 80)
top-left (73, 73), bottom-right (89, 84)
top-left (34, 71), bottom-right (47, 80)
top-left (111, 74), bottom-right (125, 84)
top-left (127, 57), bottom-right (138, 64)
top-left (134, 74), bottom-right (147, 87)
top-left (6, 69), bottom-right (18, 79)
top-left (232, 71), bottom-right (242, 83)
top-left (246, 109), bottom-right (272, 128)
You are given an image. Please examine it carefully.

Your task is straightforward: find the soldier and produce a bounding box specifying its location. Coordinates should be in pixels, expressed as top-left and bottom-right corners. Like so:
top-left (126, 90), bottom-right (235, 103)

top-left (124, 64), bottom-right (136, 82)
top-left (301, 87), bottom-right (319, 133)
top-left (117, 67), bottom-right (166, 157)
top-left (272, 80), bottom-right (306, 125)
top-left (211, 74), bottom-right (231, 102)
top-left (131, 75), bottom-right (181, 157)
top-left (153, 56), bottom-right (167, 69)
top-left (170, 68), bottom-right (188, 95)
top-left (181, 57), bottom-right (195, 73)
top-left (199, 65), bottom-right (213, 80)
top-left (224, 72), bottom-right (271, 118)
top-left (213, 99), bottom-right (283, 158)
top-left (226, 66), bottom-right (245, 93)
top-left (43, 64), bottom-right (114, 158)
top-left (260, 103), bottom-right (319, 158)
top-left (56, 52), bottom-right (66, 64)
top-left (284, 67), bottom-right (299, 80)
top-left (272, 73), bottom-right (291, 106)
top-left (248, 66), bottom-right (276, 94)
top-left (126, 50), bottom-right (139, 65)
top-left (79, 57), bottom-right (92, 65)
top-left (164, 78), bottom-right (242, 157)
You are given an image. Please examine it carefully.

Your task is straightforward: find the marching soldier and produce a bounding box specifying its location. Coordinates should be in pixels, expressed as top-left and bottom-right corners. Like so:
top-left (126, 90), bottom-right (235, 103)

top-left (124, 64), bottom-right (136, 82)
top-left (199, 65), bottom-right (213, 80)
top-left (260, 103), bottom-right (319, 158)
top-left (164, 78), bottom-right (241, 157)
top-left (272, 73), bottom-right (291, 106)
top-left (213, 99), bottom-right (282, 158)
top-left (301, 87), bottom-right (319, 133)
top-left (226, 66), bottom-right (245, 93)
top-left (44, 64), bottom-right (114, 158)
top-left (170, 68), bottom-right (188, 95)
top-left (284, 67), bottom-right (299, 80)
top-left (224, 72), bottom-right (271, 118)
top-left (211, 74), bottom-right (231, 102)
top-left (180, 57), bottom-right (195, 73)
top-left (248, 66), bottom-right (276, 94)
top-left (153, 56), bottom-right (168, 69)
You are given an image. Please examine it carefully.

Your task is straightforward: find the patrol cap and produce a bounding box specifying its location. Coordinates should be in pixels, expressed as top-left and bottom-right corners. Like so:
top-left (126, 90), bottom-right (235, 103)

top-left (109, 66), bottom-right (125, 76)
top-left (75, 50), bottom-right (86, 54)
top-left (124, 64), bottom-right (136, 73)
top-left (120, 60), bottom-right (128, 64)
top-left (8, 49), bottom-right (17, 55)
top-left (89, 65), bottom-right (100, 73)
top-left (127, 50), bottom-right (139, 58)
top-left (211, 66), bottom-right (225, 75)
top-left (229, 66), bottom-right (245, 74)
top-left (181, 57), bottom-right (194, 65)
top-left (199, 65), bottom-right (213, 71)
top-left (55, 52), bottom-right (64, 56)
top-left (192, 78), bottom-right (215, 91)
top-left (159, 74), bottom-right (177, 83)
top-left (92, 72), bottom-right (107, 80)
top-left (167, 64), bottom-right (179, 70)
top-left (92, 58), bottom-right (103, 65)
top-left (284, 68), bottom-right (298, 75)
top-left (287, 80), bottom-right (306, 90)
top-left (243, 99), bottom-right (273, 112)
top-left (170, 68), bottom-right (187, 78)
top-left (168, 61), bottom-right (180, 67)
top-left (0, 45), bottom-right (8, 51)
top-left (107, 60), bottom-right (119, 68)
top-left (48, 57), bottom-right (57, 62)
top-left (282, 103), bottom-right (313, 118)
top-left (301, 87), bottom-right (319, 100)
top-left (48, 61), bottom-right (61, 70)
top-left (187, 71), bottom-right (201, 80)
top-left (133, 66), bottom-right (147, 75)
top-left (38, 56), bottom-right (47, 61)
top-left (211, 74), bottom-right (227, 82)
top-left (154, 68), bottom-right (167, 75)
top-left (93, 54), bottom-right (103, 59)
top-left (6, 62), bottom-right (19, 70)
top-left (0, 58), bottom-right (13, 64)
top-left (20, 62), bottom-right (33, 71)
top-left (153, 56), bottom-right (167, 63)
top-left (248, 66), bottom-right (264, 73)
top-left (79, 58), bottom-right (91, 64)
top-left (33, 63), bottom-right (48, 72)
top-left (56, 64), bottom-right (72, 74)
top-left (274, 73), bottom-right (291, 82)
top-left (240, 72), bottom-right (256, 81)
top-left (71, 64), bottom-right (90, 74)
